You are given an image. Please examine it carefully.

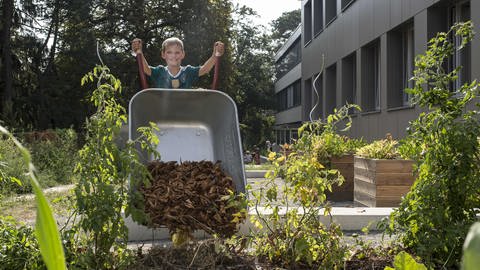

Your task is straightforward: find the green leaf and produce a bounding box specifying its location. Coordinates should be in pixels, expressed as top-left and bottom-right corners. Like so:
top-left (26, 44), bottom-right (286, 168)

top-left (462, 222), bottom-right (480, 270)
top-left (389, 251), bottom-right (427, 270)
top-left (0, 126), bottom-right (66, 270)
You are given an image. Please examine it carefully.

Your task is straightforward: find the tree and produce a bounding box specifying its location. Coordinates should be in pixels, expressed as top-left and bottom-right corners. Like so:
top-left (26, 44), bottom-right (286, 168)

top-left (229, 4), bottom-right (276, 149)
top-left (270, 9), bottom-right (301, 52)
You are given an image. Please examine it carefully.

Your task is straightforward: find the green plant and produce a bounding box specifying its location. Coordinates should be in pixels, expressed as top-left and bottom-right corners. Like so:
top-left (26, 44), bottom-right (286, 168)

top-left (65, 65), bottom-right (159, 269)
top-left (0, 216), bottom-right (45, 270)
top-left (387, 21), bottom-right (480, 268)
top-left (0, 137), bottom-right (30, 194)
top-left (385, 251), bottom-right (427, 270)
top-left (461, 222), bottom-right (480, 270)
top-left (247, 107), bottom-right (356, 268)
top-left (0, 125), bottom-right (66, 270)
top-left (356, 134), bottom-right (400, 159)
top-left (26, 129), bottom-right (79, 186)
top-left (304, 104), bottom-right (365, 165)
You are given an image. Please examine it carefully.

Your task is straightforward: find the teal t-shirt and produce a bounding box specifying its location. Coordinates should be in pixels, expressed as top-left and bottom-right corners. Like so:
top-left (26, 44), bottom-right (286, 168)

top-left (148, 65), bottom-right (200, 89)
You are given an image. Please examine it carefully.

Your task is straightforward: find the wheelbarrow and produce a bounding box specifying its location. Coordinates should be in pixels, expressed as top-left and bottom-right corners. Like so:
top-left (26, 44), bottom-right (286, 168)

top-left (128, 88), bottom-right (246, 193)
top-left (129, 52), bottom-right (245, 193)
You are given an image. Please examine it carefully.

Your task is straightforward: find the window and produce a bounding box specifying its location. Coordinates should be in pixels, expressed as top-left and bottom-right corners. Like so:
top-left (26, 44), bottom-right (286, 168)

top-left (325, 0), bottom-right (337, 26)
top-left (387, 22), bottom-right (414, 108)
top-left (402, 24), bottom-right (414, 105)
top-left (341, 0), bottom-right (355, 11)
top-left (326, 64), bottom-right (337, 116)
top-left (361, 40), bottom-right (380, 112)
top-left (341, 52), bottom-right (356, 113)
top-left (449, 1), bottom-right (470, 91)
top-left (304, 0), bottom-right (312, 45)
top-left (275, 80), bottom-right (301, 112)
top-left (275, 39), bottom-right (301, 79)
top-left (314, 0), bottom-right (324, 35)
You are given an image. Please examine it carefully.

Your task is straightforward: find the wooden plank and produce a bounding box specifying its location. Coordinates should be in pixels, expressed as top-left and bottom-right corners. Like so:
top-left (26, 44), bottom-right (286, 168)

top-left (354, 167), bottom-right (376, 184)
top-left (376, 185), bottom-right (411, 197)
top-left (375, 172), bottom-right (415, 185)
top-left (354, 156), bottom-right (377, 171)
top-left (354, 191), bottom-right (377, 207)
top-left (354, 178), bottom-right (376, 196)
top-left (375, 159), bottom-right (414, 173)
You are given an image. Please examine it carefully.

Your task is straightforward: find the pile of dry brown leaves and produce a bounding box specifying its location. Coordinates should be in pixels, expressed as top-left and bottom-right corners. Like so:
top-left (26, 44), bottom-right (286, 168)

top-left (140, 160), bottom-right (245, 236)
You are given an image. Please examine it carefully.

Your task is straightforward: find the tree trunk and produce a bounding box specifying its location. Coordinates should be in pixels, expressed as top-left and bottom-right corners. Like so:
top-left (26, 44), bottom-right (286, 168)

top-left (0, 0), bottom-right (14, 114)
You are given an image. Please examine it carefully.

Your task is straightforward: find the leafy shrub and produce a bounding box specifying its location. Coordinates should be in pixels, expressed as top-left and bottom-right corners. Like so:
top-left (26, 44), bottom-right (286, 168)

top-left (387, 21), bottom-right (480, 268)
top-left (26, 129), bottom-right (79, 186)
top-left (355, 134), bottom-right (400, 160)
top-left (0, 137), bottom-right (30, 194)
top-left (0, 216), bottom-right (45, 270)
top-left (300, 104), bottom-right (365, 165)
top-left (64, 65), bottom-right (158, 269)
top-left (247, 107), bottom-right (356, 268)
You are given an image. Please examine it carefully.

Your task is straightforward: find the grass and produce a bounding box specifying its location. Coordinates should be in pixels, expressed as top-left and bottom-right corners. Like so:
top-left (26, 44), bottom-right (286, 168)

top-left (0, 187), bottom-right (73, 224)
top-left (244, 163), bottom-right (275, 171)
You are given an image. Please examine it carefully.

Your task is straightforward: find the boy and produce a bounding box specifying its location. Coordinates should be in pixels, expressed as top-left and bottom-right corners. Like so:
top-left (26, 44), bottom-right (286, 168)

top-left (131, 37), bottom-right (224, 89)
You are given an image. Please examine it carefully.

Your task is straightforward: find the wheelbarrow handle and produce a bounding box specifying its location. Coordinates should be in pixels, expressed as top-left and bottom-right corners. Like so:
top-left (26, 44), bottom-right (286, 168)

top-left (136, 54), bottom-right (149, 90)
top-left (211, 55), bottom-right (220, 90)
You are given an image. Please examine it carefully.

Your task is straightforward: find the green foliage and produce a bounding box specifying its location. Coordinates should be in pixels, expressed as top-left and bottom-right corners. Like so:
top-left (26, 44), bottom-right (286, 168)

top-left (462, 222), bottom-right (480, 270)
top-left (270, 9), bottom-right (301, 51)
top-left (356, 134), bottom-right (400, 160)
top-left (66, 65), bottom-right (159, 269)
top-left (26, 129), bottom-right (79, 185)
top-left (0, 216), bottom-right (45, 270)
top-left (247, 107), bottom-right (355, 268)
top-left (231, 5), bottom-right (276, 150)
top-left (0, 138), bottom-right (28, 194)
top-left (384, 251), bottom-right (427, 270)
top-left (387, 21), bottom-right (480, 268)
top-left (299, 104), bottom-right (365, 165)
top-left (0, 125), bottom-right (66, 270)
top-left (0, 129), bottom-right (78, 195)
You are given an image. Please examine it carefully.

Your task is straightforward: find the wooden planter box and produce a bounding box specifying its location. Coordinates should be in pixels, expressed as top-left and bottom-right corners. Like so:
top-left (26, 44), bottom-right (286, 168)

top-left (354, 156), bottom-right (414, 207)
top-left (326, 154), bottom-right (354, 201)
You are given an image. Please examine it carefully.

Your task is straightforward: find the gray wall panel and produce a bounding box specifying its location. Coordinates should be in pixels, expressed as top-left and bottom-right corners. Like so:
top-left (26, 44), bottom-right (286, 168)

top-left (275, 106), bottom-right (303, 125)
top-left (275, 64), bottom-right (301, 94)
top-left (390, 0), bottom-right (403, 28)
top-left (373, 0), bottom-right (390, 39)
top-left (293, 0), bottom-right (480, 139)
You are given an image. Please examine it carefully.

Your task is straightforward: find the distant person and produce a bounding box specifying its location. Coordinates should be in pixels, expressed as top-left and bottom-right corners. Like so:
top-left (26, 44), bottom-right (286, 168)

top-left (266, 140), bottom-right (272, 152)
top-left (244, 151), bottom-right (253, 163)
top-left (131, 37), bottom-right (224, 88)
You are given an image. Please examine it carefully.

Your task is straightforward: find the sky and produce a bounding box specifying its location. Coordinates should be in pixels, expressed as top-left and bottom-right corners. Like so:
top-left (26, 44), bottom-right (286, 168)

top-left (231, 0), bottom-right (301, 27)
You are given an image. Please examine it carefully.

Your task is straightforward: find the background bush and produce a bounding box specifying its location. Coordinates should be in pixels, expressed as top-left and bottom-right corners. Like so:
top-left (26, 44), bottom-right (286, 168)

top-left (0, 128), bottom-right (79, 195)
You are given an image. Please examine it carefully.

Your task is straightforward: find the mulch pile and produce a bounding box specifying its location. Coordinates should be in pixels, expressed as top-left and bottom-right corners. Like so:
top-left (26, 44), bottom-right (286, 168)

top-left (140, 160), bottom-right (245, 236)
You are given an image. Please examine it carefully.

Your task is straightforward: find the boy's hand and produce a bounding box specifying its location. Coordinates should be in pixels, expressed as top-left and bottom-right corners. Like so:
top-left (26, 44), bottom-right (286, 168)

top-left (131, 38), bottom-right (143, 54)
top-left (213, 41), bottom-right (224, 57)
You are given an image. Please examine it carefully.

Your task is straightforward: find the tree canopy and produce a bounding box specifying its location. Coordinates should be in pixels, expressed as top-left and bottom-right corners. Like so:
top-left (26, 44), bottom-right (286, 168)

top-left (0, 0), bottom-right (287, 149)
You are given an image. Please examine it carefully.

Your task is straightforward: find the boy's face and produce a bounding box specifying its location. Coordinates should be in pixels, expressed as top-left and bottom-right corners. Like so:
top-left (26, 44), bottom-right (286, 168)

top-left (161, 44), bottom-right (185, 67)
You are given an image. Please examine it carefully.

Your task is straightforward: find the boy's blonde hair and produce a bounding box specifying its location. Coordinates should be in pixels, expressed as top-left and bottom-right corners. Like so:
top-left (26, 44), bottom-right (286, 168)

top-left (162, 37), bottom-right (184, 52)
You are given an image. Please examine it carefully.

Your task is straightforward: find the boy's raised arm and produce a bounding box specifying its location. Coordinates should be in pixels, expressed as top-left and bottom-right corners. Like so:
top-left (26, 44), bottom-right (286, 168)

top-left (199, 41), bottom-right (224, 77)
top-left (131, 38), bottom-right (152, 76)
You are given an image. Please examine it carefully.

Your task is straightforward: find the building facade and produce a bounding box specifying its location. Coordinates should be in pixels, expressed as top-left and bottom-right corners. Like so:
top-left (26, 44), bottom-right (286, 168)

top-left (274, 25), bottom-right (302, 144)
top-left (274, 0), bottom-right (480, 142)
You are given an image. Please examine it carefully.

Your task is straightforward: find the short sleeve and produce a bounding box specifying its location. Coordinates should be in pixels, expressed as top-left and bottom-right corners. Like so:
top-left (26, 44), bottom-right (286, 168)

top-left (184, 65), bottom-right (200, 86)
top-left (149, 65), bottom-right (163, 78)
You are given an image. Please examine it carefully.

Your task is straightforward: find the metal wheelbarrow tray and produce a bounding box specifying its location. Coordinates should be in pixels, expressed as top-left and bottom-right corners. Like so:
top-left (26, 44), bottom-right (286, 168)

top-left (129, 88), bottom-right (246, 193)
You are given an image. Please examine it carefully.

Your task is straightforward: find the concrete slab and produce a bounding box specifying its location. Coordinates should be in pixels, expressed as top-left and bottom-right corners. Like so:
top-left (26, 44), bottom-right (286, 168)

top-left (125, 206), bottom-right (394, 241)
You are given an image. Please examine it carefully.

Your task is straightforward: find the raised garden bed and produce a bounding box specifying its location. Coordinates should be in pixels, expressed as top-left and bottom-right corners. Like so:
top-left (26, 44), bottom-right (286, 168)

top-left (354, 156), bottom-right (414, 207)
top-left (327, 154), bottom-right (354, 201)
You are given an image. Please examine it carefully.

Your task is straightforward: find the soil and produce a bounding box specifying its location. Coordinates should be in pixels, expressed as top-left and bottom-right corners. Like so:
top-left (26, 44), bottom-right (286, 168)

top-left (129, 238), bottom-right (395, 270)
